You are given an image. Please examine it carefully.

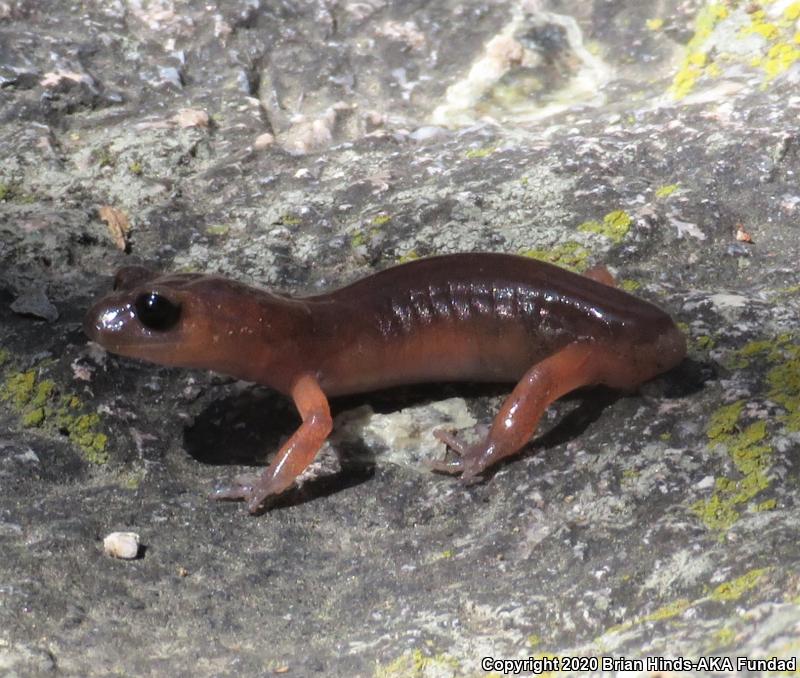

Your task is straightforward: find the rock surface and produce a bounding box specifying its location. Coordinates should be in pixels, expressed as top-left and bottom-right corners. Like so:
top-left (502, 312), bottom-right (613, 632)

top-left (2, 0), bottom-right (800, 675)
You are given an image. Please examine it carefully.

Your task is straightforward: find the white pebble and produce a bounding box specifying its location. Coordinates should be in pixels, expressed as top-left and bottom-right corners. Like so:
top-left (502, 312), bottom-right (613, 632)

top-left (103, 532), bottom-right (140, 559)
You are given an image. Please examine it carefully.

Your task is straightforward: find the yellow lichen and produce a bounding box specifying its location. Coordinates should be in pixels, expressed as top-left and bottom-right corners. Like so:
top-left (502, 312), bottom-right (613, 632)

top-left (519, 241), bottom-right (591, 272)
top-left (397, 250), bottom-right (420, 263)
top-left (578, 210), bottom-right (632, 244)
top-left (707, 400), bottom-right (744, 440)
top-left (1, 363), bottom-right (109, 464)
top-left (277, 213), bottom-right (302, 226)
top-left (767, 358), bottom-right (800, 431)
top-left (670, 3), bottom-right (730, 99)
top-left (22, 407), bottom-right (45, 428)
top-left (691, 399), bottom-right (773, 532)
top-left (695, 335), bottom-right (715, 351)
top-left (743, 20), bottom-right (780, 41)
top-left (1, 370), bottom-right (36, 408)
top-left (465, 146), bottom-right (495, 159)
top-left (620, 279), bottom-right (641, 292)
top-left (710, 568), bottom-right (768, 602)
top-left (655, 184), bottom-right (679, 199)
top-left (712, 627), bottom-right (736, 646)
top-left (761, 42), bottom-right (800, 79)
top-left (374, 650), bottom-right (459, 678)
top-left (605, 599), bottom-right (691, 636)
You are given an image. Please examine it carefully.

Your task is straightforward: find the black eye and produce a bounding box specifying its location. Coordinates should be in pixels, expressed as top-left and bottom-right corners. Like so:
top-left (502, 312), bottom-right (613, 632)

top-left (134, 293), bottom-right (181, 331)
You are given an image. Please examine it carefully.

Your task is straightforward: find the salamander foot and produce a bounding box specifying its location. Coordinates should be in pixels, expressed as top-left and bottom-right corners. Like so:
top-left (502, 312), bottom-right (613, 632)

top-left (210, 474), bottom-right (281, 514)
top-left (428, 427), bottom-right (491, 484)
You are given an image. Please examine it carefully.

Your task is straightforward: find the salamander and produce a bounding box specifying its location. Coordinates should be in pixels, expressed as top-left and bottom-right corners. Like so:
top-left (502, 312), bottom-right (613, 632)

top-left (84, 253), bottom-right (686, 514)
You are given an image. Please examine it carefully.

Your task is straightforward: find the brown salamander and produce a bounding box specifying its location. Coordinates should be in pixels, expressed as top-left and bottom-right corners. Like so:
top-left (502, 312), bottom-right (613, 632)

top-left (84, 253), bottom-right (686, 514)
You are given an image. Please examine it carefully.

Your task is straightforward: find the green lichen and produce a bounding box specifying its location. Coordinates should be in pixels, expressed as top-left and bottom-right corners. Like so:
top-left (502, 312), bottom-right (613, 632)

top-left (1, 370), bottom-right (36, 407)
top-left (605, 598), bottom-right (691, 636)
top-left (692, 493), bottom-right (740, 533)
top-left (692, 398), bottom-right (773, 532)
top-left (371, 214), bottom-right (391, 226)
top-left (726, 339), bottom-right (777, 369)
top-left (519, 241), bottom-right (591, 272)
top-left (128, 160), bottom-right (143, 175)
top-left (277, 213), bottom-right (302, 226)
top-left (727, 336), bottom-right (800, 431)
top-left (205, 224), bottom-right (230, 236)
top-left (374, 650), bottom-right (459, 678)
top-left (712, 627), bottom-right (736, 647)
top-left (710, 568), bottom-right (768, 602)
top-left (646, 18), bottom-right (664, 31)
top-left (119, 470), bottom-right (144, 490)
top-left (30, 380), bottom-right (55, 408)
top-left (670, 3), bottom-right (729, 99)
top-left (767, 357), bottom-right (800, 431)
top-left (22, 407), bottom-right (45, 427)
top-left (0, 364), bottom-right (108, 464)
top-left (620, 279), bottom-right (641, 293)
top-left (774, 283), bottom-right (800, 298)
top-left (669, 2), bottom-right (800, 95)
top-left (350, 225), bottom-right (382, 249)
top-left (758, 498), bottom-right (777, 511)
top-left (93, 145), bottom-right (115, 168)
top-left (741, 12), bottom-right (780, 41)
top-left (578, 210), bottom-right (632, 244)
top-left (706, 400), bottom-right (745, 440)
top-left (643, 599), bottom-right (692, 623)
top-left (62, 413), bottom-right (109, 464)
top-left (655, 184), bottom-right (679, 199)
top-left (2, 372), bottom-right (56, 412)
top-left (465, 146), bottom-right (495, 159)
top-left (0, 347), bottom-right (8, 368)
top-left (758, 42), bottom-right (800, 79)
top-left (694, 335), bottom-right (715, 351)
top-left (397, 250), bottom-right (420, 264)
top-left (0, 182), bottom-right (35, 204)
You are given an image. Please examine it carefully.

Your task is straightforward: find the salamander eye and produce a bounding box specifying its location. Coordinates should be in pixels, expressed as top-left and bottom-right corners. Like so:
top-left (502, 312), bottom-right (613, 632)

top-left (134, 293), bottom-right (181, 331)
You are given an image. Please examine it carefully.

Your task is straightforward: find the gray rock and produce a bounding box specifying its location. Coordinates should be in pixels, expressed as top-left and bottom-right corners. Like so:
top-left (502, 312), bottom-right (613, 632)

top-left (1, 0), bottom-right (799, 675)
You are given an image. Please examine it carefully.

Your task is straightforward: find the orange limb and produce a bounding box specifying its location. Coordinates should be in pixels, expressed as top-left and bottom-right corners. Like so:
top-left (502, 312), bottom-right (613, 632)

top-left (211, 373), bottom-right (332, 514)
top-left (432, 340), bottom-right (636, 481)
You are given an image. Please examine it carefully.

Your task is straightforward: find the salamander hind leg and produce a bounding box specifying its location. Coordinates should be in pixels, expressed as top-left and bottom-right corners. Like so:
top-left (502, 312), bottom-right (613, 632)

top-left (431, 341), bottom-right (634, 483)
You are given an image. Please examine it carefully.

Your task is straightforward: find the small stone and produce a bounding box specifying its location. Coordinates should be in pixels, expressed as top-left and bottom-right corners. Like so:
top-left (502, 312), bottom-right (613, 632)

top-left (10, 288), bottom-right (59, 322)
top-left (254, 132), bottom-right (275, 150)
top-left (103, 532), bottom-right (140, 559)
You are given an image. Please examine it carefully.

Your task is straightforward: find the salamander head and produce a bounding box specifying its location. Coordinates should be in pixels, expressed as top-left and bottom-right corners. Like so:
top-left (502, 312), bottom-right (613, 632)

top-left (84, 266), bottom-right (258, 371)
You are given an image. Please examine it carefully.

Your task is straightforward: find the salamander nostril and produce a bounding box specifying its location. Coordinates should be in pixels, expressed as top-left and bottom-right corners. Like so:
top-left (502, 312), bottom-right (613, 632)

top-left (134, 292), bottom-right (181, 331)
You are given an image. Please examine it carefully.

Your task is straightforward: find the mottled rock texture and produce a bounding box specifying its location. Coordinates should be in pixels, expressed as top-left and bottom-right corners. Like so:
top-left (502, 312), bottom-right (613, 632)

top-left (2, 0), bottom-right (800, 675)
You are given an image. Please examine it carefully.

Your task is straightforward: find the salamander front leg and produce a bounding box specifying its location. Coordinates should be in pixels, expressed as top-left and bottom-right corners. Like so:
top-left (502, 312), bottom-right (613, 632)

top-left (431, 341), bottom-right (615, 483)
top-left (211, 373), bottom-right (333, 514)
